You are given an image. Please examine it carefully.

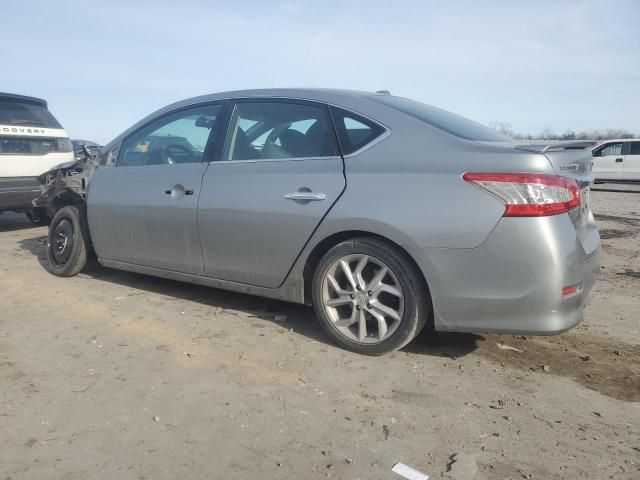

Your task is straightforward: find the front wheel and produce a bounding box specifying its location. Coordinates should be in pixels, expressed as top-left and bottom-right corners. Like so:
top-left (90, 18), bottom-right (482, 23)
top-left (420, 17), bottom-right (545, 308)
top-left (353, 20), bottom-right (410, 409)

top-left (311, 237), bottom-right (431, 355)
top-left (45, 205), bottom-right (89, 277)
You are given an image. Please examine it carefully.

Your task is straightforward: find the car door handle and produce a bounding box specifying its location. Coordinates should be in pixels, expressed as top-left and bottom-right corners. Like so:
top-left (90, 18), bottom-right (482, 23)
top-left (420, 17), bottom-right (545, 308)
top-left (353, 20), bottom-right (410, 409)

top-left (615, 158), bottom-right (624, 163)
top-left (164, 185), bottom-right (194, 197)
top-left (284, 191), bottom-right (326, 201)
top-left (166, 190), bottom-right (194, 195)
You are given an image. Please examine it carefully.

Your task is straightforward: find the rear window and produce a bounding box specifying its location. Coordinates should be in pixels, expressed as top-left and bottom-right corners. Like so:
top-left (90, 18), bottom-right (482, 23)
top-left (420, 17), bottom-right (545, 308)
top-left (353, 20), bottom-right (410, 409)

top-left (629, 142), bottom-right (640, 155)
top-left (0, 99), bottom-right (62, 129)
top-left (367, 95), bottom-right (509, 142)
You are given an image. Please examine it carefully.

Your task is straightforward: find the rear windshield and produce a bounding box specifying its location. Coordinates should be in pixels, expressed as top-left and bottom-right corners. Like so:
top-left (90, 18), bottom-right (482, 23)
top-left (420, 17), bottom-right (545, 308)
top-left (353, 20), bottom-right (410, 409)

top-left (367, 95), bottom-right (508, 142)
top-left (0, 99), bottom-right (62, 129)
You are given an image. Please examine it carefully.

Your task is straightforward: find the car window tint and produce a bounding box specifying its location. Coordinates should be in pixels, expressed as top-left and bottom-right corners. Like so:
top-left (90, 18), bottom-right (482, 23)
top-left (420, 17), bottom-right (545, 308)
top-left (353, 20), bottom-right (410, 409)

top-left (224, 101), bottom-right (338, 161)
top-left (118, 104), bottom-right (220, 167)
top-left (0, 99), bottom-right (62, 129)
top-left (629, 142), bottom-right (640, 155)
top-left (330, 107), bottom-right (386, 156)
top-left (601, 143), bottom-right (622, 156)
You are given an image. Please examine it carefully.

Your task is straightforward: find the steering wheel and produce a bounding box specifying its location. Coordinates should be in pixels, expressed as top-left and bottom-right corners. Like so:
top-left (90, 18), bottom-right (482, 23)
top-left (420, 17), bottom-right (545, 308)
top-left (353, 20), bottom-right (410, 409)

top-left (160, 144), bottom-right (193, 165)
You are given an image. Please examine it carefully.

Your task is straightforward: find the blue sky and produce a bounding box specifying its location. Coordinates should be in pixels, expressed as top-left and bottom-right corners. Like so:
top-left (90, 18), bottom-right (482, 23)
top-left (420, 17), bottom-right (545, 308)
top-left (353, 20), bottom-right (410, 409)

top-left (1, 0), bottom-right (638, 143)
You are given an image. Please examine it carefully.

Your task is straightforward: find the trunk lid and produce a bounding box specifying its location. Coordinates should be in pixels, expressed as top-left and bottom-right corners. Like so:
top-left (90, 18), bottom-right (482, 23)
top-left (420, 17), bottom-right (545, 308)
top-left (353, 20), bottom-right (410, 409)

top-left (516, 141), bottom-right (598, 237)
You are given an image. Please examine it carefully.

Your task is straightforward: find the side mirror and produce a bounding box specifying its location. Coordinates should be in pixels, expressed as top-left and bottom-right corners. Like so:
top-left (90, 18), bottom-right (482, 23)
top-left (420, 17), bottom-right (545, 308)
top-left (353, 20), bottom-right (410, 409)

top-left (592, 150), bottom-right (601, 157)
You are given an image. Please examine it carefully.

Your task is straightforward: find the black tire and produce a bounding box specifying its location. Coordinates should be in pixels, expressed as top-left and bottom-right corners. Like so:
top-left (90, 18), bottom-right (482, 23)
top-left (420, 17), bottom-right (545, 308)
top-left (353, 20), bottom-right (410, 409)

top-left (311, 237), bottom-right (431, 355)
top-left (45, 205), bottom-right (89, 277)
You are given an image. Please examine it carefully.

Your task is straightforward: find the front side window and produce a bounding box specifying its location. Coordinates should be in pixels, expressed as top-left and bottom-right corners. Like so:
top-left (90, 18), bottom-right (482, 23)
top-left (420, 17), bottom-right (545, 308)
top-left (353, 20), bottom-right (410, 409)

top-left (330, 107), bottom-right (386, 155)
top-left (118, 104), bottom-right (221, 167)
top-left (600, 143), bottom-right (622, 157)
top-left (224, 101), bottom-right (338, 161)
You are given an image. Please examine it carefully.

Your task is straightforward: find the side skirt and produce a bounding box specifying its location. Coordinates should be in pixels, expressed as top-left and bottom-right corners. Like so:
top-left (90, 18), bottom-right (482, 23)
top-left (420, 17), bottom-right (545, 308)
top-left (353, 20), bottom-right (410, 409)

top-left (98, 258), bottom-right (306, 304)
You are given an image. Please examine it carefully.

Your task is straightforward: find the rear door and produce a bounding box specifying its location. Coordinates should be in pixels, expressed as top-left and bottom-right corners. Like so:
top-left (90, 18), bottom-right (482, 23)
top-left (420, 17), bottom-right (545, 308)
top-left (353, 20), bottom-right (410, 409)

top-left (197, 99), bottom-right (345, 288)
top-left (88, 103), bottom-right (223, 275)
top-left (623, 141), bottom-right (640, 181)
top-left (592, 142), bottom-right (624, 180)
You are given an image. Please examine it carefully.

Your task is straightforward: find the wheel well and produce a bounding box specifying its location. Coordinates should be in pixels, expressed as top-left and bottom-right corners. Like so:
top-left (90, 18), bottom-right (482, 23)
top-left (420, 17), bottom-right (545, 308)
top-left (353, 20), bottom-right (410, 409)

top-left (302, 230), bottom-right (431, 306)
top-left (49, 190), bottom-right (85, 216)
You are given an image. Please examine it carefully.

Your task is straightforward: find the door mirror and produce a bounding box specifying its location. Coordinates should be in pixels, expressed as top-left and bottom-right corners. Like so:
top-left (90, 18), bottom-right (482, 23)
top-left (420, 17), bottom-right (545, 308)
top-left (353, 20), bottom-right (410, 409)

top-left (592, 149), bottom-right (602, 157)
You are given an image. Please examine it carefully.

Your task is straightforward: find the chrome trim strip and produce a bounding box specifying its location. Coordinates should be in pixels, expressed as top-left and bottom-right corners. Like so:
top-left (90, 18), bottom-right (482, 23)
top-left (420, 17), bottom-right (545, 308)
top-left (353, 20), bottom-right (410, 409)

top-left (212, 155), bottom-right (342, 165)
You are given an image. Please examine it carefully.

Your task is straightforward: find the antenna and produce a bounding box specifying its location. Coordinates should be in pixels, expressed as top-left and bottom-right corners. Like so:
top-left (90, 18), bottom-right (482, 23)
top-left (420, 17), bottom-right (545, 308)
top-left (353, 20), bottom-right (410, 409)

top-left (375, 90), bottom-right (391, 95)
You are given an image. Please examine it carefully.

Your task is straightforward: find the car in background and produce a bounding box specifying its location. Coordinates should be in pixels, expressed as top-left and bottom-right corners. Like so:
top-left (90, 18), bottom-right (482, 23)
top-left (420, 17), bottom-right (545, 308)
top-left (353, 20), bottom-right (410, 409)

top-left (36, 89), bottom-right (600, 355)
top-left (0, 92), bottom-right (74, 223)
top-left (72, 139), bottom-right (101, 161)
top-left (592, 139), bottom-right (640, 183)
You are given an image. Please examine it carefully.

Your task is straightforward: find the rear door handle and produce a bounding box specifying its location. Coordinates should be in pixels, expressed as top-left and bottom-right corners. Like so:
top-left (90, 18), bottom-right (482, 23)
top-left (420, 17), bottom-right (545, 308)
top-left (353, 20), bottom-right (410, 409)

top-left (615, 158), bottom-right (624, 163)
top-left (284, 192), bottom-right (326, 201)
top-left (164, 185), bottom-right (194, 197)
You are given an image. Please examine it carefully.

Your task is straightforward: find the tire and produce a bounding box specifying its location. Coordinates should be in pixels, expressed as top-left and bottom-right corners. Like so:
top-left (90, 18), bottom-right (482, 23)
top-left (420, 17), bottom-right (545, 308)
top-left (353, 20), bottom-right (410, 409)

top-left (311, 237), bottom-right (431, 355)
top-left (45, 205), bottom-right (89, 277)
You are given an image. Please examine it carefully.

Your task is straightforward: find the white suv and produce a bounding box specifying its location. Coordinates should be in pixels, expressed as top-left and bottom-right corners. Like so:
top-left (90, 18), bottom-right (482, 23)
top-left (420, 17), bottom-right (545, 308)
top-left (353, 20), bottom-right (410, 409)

top-left (0, 92), bottom-right (74, 222)
top-left (592, 139), bottom-right (640, 183)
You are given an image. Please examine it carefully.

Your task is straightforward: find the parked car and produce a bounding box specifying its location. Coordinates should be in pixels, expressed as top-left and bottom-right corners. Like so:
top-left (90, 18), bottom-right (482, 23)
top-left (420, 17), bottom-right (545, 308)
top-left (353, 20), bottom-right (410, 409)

top-left (0, 92), bottom-right (74, 224)
top-left (592, 139), bottom-right (640, 183)
top-left (35, 89), bottom-right (601, 355)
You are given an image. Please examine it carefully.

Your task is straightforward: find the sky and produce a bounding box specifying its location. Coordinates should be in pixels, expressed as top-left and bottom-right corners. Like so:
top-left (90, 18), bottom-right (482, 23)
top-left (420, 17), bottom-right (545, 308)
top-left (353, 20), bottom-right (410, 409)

top-left (1, 0), bottom-right (639, 144)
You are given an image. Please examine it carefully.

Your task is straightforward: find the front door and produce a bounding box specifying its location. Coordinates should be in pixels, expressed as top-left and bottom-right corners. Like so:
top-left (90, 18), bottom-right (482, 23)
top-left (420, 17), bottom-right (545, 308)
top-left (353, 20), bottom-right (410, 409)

top-left (88, 103), bottom-right (223, 274)
top-left (592, 142), bottom-right (624, 180)
top-left (197, 99), bottom-right (345, 288)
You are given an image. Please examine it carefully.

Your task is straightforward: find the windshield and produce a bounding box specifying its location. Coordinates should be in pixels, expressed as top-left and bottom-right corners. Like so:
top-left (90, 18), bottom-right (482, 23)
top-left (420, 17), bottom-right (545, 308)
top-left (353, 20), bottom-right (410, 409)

top-left (0, 100), bottom-right (62, 128)
top-left (368, 95), bottom-right (509, 142)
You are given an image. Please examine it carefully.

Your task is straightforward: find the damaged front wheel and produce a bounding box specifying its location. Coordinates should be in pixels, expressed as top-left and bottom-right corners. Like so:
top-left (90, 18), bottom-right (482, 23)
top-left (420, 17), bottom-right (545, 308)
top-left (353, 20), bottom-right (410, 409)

top-left (45, 205), bottom-right (89, 277)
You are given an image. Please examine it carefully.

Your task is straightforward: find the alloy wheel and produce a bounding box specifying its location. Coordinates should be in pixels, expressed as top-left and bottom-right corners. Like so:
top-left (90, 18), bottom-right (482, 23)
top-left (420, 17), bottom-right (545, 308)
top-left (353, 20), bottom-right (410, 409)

top-left (321, 254), bottom-right (404, 344)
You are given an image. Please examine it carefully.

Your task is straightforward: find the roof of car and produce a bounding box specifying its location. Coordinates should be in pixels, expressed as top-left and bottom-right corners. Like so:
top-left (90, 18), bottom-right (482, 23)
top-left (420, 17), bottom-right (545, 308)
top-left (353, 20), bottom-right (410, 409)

top-left (0, 92), bottom-right (47, 106)
top-left (167, 88), bottom-right (388, 109)
top-left (596, 138), bottom-right (640, 143)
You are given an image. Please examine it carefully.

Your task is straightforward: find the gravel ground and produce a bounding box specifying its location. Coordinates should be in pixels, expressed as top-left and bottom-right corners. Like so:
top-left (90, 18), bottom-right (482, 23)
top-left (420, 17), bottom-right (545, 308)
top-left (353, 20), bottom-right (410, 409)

top-left (0, 185), bottom-right (638, 480)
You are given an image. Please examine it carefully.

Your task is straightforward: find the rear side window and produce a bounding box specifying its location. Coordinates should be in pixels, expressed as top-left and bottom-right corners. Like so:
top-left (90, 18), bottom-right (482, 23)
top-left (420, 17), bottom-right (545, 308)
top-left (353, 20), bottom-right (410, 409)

top-left (330, 107), bottom-right (385, 155)
top-left (368, 95), bottom-right (508, 142)
top-left (629, 142), bottom-right (640, 155)
top-left (0, 99), bottom-right (62, 129)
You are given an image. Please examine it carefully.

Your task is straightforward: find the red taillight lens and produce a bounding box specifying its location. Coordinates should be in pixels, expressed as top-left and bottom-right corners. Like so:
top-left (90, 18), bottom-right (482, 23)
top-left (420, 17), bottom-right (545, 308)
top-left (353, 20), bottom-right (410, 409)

top-left (462, 172), bottom-right (580, 217)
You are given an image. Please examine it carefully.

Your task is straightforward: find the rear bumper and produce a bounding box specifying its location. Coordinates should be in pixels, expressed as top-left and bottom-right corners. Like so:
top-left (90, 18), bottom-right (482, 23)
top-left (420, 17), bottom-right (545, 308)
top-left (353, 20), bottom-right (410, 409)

top-left (410, 213), bottom-right (601, 335)
top-left (0, 177), bottom-right (41, 212)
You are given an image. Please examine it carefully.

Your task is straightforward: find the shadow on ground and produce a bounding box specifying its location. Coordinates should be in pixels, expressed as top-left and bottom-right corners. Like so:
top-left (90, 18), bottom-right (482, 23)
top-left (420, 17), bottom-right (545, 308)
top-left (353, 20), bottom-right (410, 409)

top-left (0, 212), bottom-right (39, 233)
top-left (18, 234), bottom-right (482, 359)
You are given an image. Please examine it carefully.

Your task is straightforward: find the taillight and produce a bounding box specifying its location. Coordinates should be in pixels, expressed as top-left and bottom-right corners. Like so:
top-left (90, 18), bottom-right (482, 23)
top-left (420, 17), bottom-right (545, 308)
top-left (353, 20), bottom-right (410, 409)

top-left (463, 172), bottom-right (580, 217)
top-left (55, 138), bottom-right (73, 153)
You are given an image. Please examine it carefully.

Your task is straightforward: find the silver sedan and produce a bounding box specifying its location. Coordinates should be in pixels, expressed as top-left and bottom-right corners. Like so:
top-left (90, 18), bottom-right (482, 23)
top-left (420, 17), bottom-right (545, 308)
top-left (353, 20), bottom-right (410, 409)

top-left (39, 89), bottom-right (601, 355)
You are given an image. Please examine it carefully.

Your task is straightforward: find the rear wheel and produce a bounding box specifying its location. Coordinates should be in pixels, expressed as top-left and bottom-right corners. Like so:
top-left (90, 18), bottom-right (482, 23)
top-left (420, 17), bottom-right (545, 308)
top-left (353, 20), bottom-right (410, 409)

top-left (45, 205), bottom-right (89, 277)
top-left (311, 237), bottom-right (431, 355)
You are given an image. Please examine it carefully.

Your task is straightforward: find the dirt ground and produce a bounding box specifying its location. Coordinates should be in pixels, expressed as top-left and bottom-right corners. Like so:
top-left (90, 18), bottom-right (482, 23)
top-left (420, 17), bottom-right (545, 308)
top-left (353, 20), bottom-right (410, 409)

top-left (1, 185), bottom-right (638, 480)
